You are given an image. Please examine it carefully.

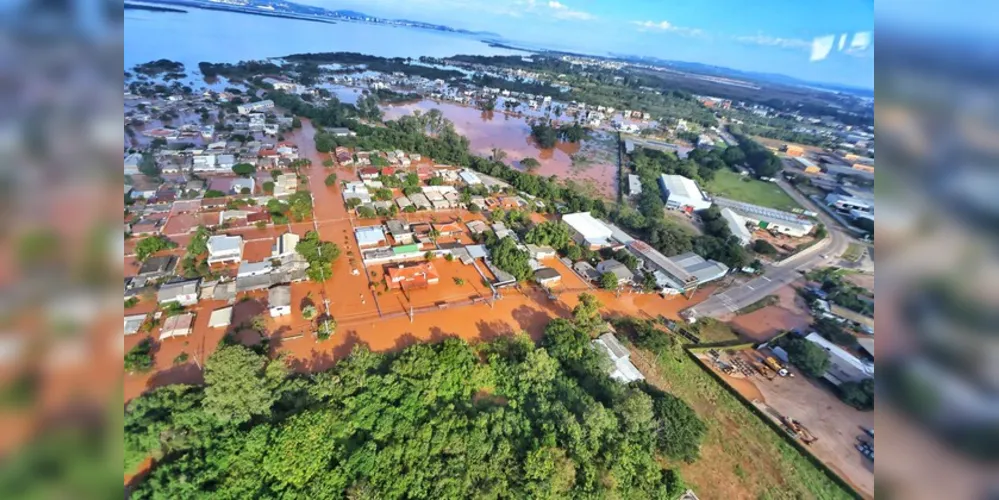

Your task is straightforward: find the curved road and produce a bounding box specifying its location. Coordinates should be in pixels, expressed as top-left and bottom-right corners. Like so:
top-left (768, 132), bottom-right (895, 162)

top-left (686, 179), bottom-right (854, 319)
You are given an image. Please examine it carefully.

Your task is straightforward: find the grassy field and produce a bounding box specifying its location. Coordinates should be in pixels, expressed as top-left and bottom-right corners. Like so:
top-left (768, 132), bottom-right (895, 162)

top-left (735, 295), bottom-right (780, 316)
top-left (842, 243), bottom-right (866, 262)
top-left (693, 318), bottom-right (742, 343)
top-left (628, 341), bottom-right (855, 500)
top-left (705, 169), bottom-right (802, 212)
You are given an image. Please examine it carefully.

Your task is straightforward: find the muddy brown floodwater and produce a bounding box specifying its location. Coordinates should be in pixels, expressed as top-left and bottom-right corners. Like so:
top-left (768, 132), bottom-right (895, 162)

top-left (382, 99), bottom-right (618, 198)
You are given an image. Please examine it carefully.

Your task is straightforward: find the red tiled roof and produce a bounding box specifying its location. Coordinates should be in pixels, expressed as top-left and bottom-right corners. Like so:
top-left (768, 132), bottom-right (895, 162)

top-left (170, 199), bottom-right (202, 215)
top-left (411, 223), bottom-right (432, 235)
top-left (386, 263), bottom-right (439, 289)
top-left (432, 221), bottom-right (463, 234)
top-left (381, 167), bottom-right (396, 176)
top-left (246, 211), bottom-right (271, 223)
top-left (258, 149), bottom-right (278, 157)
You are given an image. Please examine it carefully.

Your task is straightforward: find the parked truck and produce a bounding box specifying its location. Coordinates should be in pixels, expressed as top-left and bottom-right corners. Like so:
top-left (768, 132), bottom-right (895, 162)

top-left (764, 356), bottom-right (789, 377)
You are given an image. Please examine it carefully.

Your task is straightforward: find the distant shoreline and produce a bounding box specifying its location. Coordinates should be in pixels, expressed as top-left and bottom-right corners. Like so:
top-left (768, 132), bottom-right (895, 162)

top-left (125, 2), bottom-right (187, 13)
top-left (484, 41), bottom-right (538, 53)
top-left (142, 2), bottom-right (338, 25)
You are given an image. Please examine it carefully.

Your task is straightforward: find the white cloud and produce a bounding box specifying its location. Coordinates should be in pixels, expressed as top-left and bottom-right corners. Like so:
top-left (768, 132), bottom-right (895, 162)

top-left (735, 33), bottom-right (812, 50)
top-left (543, 0), bottom-right (595, 20)
top-left (632, 20), bottom-right (673, 31)
top-left (631, 20), bottom-right (703, 37)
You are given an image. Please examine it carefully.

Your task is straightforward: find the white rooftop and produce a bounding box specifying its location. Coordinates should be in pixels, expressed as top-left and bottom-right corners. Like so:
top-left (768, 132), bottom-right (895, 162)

top-left (355, 226), bottom-right (386, 246)
top-left (459, 170), bottom-right (482, 185)
top-left (562, 212), bottom-right (613, 240)
top-left (659, 174), bottom-right (711, 209)
top-left (805, 332), bottom-right (874, 378)
top-left (720, 207), bottom-right (753, 244)
top-left (124, 314), bottom-right (146, 335)
top-left (207, 235), bottom-right (242, 253)
top-left (593, 334), bottom-right (644, 383)
top-left (208, 306), bottom-right (233, 328)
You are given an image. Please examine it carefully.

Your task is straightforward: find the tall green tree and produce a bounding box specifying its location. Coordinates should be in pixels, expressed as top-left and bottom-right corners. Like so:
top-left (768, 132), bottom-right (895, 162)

top-left (572, 293), bottom-right (603, 333)
top-left (781, 337), bottom-right (831, 378)
top-left (520, 156), bottom-right (541, 173)
top-left (202, 345), bottom-right (287, 425)
top-left (134, 235), bottom-right (177, 261)
top-left (599, 271), bottom-right (619, 290)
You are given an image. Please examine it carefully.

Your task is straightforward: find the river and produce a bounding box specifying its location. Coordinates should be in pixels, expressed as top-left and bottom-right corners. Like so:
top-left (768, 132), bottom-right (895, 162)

top-left (125, 7), bottom-right (526, 71)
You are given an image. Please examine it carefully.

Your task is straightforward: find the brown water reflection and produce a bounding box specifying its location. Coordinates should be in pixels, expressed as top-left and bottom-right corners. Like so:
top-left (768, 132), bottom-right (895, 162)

top-left (383, 99), bottom-right (617, 198)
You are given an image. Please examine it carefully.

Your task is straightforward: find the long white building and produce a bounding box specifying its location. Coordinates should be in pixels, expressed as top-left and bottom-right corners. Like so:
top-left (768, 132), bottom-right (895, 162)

top-left (562, 212), bottom-right (614, 249)
top-left (658, 174), bottom-right (712, 212)
top-left (720, 207), bottom-right (753, 245)
top-left (805, 332), bottom-right (874, 386)
top-left (237, 99), bottom-right (274, 115)
top-left (714, 197), bottom-right (815, 238)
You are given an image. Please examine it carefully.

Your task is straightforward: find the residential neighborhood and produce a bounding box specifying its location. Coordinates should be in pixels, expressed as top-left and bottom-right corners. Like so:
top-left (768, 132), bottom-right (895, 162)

top-left (122, 45), bottom-right (875, 500)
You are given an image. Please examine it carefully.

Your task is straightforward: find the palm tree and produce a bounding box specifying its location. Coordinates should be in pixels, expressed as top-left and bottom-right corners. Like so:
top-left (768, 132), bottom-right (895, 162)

top-left (491, 148), bottom-right (508, 162)
top-left (301, 305), bottom-right (317, 320)
top-left (250, 314), bottom-right (268, 333)
top-left (317, 317), bottom-right (336, 340)
top-left (521, 157), bottom-right (541, 173)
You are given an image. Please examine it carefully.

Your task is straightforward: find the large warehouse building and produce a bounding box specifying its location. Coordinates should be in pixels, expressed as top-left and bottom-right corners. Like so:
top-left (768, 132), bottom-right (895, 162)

top-left (658, 174), bottom-right (713, 212)
top-left (805, 332), bottom-right (874, 386)
top-left (626, 241), bottom-right (729, 295)
top-left (825, 186), bottom-right (874, 214)
top-left (720, 207), bottom-right (753, 246)
top-left (714, 197), bottom-right (815, 238)
top-left (562, 212), bottom-right (614, 249)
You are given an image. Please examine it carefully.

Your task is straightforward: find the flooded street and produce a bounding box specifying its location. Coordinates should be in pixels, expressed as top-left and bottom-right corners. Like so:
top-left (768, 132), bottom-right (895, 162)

top-left (124, 117), bottom-right (700, 405)
top-left (728, 282), bottom-right (813, 342)
top-left (382, 99), bottom-right (619, 198)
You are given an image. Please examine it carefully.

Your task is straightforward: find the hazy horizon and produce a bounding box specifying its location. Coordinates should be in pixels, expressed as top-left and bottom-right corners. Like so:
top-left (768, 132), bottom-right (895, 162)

top-left (298, 0), bottom-right (874, 89)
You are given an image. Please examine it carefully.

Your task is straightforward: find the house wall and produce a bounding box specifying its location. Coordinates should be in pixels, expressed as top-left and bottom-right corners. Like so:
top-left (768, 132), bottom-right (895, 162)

top-left (767, 223), bottom-right (812, 238)
top-left (208, 253), bottom-right (242, 264)
top-left (270, 305), bottom-right (291, 317)
top-left (824, 354), bottom-right (872, 386)
top-left (162, 293), bottom-right (198, 306)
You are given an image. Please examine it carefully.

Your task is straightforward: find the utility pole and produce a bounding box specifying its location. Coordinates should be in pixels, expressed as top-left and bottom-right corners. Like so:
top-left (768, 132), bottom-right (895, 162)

top-left (311, 191), bottom-right (332, 318)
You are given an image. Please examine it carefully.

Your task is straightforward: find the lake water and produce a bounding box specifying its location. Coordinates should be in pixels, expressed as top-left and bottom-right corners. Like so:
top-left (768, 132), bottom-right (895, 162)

top-left (125, 7), bottom-right (526, 71)
top-left (125, 9), bottom-right (618, 198)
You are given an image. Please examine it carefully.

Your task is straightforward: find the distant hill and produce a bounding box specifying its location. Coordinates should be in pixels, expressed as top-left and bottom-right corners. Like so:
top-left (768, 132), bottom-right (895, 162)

top-left (610, 53), bottom-right (874, 96)
top-left (142, 0), bottom-right (501, 37)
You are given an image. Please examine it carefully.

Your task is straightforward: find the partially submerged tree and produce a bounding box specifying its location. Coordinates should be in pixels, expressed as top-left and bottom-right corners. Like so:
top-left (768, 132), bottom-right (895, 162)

top-left (202, 344), bottom-right (287, 425)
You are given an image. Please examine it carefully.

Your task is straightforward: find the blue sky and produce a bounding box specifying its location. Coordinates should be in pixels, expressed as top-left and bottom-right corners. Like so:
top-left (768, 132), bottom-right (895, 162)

top-left (307, 0), bottom-right (874, 88)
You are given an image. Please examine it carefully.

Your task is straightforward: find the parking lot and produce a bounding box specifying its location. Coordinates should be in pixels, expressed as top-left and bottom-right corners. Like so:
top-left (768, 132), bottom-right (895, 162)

top-left (698, 349), bottom-right (874, 498)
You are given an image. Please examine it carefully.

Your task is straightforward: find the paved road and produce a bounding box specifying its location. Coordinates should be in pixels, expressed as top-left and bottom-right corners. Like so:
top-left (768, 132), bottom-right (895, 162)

top-left (686, 180), bottom-right (854, 319)
top-left (623, 135), bottom-right (694, 158)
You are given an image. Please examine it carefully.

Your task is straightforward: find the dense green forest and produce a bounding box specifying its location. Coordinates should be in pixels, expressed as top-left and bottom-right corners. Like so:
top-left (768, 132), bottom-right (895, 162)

top-left (735, 123), bottom-right (833, 148)
top-left (626, 147), bottom-right (750, 268)
top-left (470, 73), bottom-right (565, 97)
top-left (199, 60), bottom-right (282, 80)
top-left (285, 52), bottom-right (466, 81)
top-left (126, 307), bottom-right (704, 499)
top-left (529, 122), bottom-right (587, 148)
top-left (133, 59), bottom-right (185, 78)
top-left (436, 55), bottom-right (717, 126)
